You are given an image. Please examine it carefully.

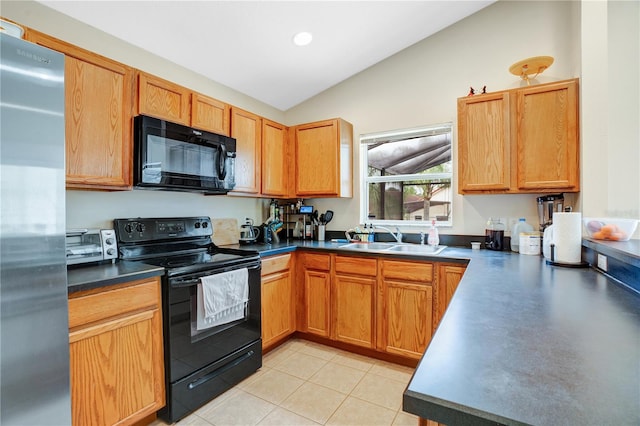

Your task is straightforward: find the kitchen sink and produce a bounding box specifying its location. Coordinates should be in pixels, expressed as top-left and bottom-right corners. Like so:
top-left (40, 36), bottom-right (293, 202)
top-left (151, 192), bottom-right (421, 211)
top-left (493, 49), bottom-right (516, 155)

top-left (339, 242), bottom-right (397, 250)
top-left (387, 244), bottom-right (447, 255)
top-left (338, 242), bottom-right (447, 256)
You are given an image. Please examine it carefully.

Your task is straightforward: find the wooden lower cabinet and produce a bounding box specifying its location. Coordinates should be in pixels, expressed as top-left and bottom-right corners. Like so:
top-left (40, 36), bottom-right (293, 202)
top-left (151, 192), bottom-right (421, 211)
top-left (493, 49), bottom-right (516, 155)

top-left (67, 277), bottom-right (164, 426)
top-left (261, 254), bottom-right (295, 349)
top-left (333, 256), bottom-right (377, 348)
top-left (299, 253), bottom-right (332, 337)
top-left (378, 260), bottom-right (434, 359)
top-left (435, 264), bottom-right (466, 329)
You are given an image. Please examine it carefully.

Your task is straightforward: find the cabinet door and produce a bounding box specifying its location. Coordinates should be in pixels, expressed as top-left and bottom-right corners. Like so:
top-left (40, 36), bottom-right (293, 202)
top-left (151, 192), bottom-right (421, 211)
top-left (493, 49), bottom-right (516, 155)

top-left (191, 93), bottom-right (230, 135)
top-left (137, 72), bottom-right (190, 125)
top-left (515, 79), bottom-right (579, 190)
top-left (333, 274), bottom-right (376, 348)
top-left (380, 279), bottom-right (433, 359)
top-left (25, 30), bottom-right (133, 190)
top-left (457, 92), bottom-right (511, 193)
top-left (230, 107), bottom-right (262, 194)
top-left (261, 119), bottom-right (288, 197)
top-left (303, 269), bottom-right (331, 337)
top-left (295, 119), bottom-right (340, 197)
top-left (435, 264), bottom-right (466, 330)
top-left (262, 270), bottom-right (294, 349)
top-left (68, 278), bottom-right (164, 426)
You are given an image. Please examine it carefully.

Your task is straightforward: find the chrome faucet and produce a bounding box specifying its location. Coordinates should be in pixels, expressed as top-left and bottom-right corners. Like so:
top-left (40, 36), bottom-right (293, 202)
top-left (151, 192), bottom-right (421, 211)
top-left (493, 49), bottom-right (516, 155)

top-left (373, 225), bottom-right (403, 243)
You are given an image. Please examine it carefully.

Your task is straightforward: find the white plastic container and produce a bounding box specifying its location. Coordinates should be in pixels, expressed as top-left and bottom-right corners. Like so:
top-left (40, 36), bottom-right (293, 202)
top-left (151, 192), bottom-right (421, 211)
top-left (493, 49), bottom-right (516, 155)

top-left (511, 218), bottom-right (533, 252)
top-left (519, 232), bottom-right (541, 255)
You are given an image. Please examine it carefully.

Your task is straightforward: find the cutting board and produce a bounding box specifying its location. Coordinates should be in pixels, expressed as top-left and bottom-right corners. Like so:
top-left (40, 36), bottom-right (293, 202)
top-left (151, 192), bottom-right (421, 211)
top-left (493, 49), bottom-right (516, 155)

top-left (211, 218), bottom-right (240, 246)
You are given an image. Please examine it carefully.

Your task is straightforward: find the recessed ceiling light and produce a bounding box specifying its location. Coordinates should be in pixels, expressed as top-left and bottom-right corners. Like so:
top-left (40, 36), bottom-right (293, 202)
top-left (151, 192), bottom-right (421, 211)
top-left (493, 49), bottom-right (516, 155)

top-left (293, 31), bottom-right (313, 47)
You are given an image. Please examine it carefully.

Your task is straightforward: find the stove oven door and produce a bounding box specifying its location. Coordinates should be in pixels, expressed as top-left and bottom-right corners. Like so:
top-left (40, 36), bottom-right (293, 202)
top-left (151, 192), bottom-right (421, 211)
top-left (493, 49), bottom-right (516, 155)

top-left (160, 260), bottom-right (261, 422)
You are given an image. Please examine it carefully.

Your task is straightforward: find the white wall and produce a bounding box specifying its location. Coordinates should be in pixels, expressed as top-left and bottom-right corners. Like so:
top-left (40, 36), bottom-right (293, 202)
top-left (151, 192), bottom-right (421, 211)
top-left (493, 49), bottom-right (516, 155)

top-left (3, 1), bottom-right (638, 237)
top-left (284, 0), bottom-right (584, 235)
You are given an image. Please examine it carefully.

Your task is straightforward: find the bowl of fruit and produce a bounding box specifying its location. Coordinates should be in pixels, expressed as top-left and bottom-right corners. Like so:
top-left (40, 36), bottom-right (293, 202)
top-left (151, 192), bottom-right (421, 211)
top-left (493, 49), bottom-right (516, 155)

top-left (583, 218), bottom-right (638, 241)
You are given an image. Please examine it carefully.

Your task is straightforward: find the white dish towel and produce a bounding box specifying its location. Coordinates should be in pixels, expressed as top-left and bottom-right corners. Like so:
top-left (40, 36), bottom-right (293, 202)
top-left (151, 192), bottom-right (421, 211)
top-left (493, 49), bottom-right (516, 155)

top-left (197, 268), bottom-right (248, 330)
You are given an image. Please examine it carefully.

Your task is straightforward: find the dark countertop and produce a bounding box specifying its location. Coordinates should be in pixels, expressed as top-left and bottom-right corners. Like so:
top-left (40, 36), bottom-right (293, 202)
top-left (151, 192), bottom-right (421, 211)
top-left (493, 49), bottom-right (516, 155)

top-left (69, 238), bottom-right (640, 425)
top-left (403, 248), bottom-right (640, 426)
top-left (67, 261), bottom-right (164, 294)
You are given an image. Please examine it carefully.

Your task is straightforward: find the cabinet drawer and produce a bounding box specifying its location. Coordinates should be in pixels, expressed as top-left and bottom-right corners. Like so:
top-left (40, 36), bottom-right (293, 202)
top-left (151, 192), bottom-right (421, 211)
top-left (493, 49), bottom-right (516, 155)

top-left (68, 278), bottom-right (161, 329)
top-left (381, 260), bottom-right (433, 283)
top-left (335, 255), bottom-right (377, 277)
top-left (261, 253), bottom-right (292, 276)
top-left (302, 253), bottom-right (330, 271)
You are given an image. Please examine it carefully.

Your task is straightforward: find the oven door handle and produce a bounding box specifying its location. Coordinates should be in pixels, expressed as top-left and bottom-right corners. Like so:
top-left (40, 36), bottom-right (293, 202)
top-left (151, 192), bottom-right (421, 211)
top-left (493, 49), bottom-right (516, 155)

top-left (188, 350), bottom-right (255, 390)
top-left (169, 263), bottom-right (261, 288)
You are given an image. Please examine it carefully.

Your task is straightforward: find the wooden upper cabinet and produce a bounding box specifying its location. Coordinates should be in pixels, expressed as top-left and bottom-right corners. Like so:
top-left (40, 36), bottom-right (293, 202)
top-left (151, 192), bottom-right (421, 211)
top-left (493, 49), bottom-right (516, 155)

top-left (457, 78), bottom-right (579, 194)
top-left (261, 119), bottom-right (288, 197)
top-left (457, 92), bottom-right (511, 192)
top-left (515, 80), bottom-right (579, 191)
top-left (294, 118), bottom-right (353, 198)
top-left (230, 107), bottom-right (262, 195)
top-left (137, 72), bottom-right (190, 125)
top-left (25, 29), bottom-right (134, 190)
top-left (191, 93), bottom-right (230, 136)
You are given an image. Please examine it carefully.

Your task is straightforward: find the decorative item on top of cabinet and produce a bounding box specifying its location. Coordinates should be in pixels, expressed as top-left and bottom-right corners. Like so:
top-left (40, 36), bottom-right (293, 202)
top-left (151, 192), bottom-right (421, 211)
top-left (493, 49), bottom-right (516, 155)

top-left (261, 254), bottom-right (295, 350)
top-left (230, 107), bottom-right (262, 195)
top-left (293, 118), bottom-right (353, 198)
top-left (25, 28), bottom-right (134, 190)
top-left (457, 78), bottom-right (579, 194)
top-left (67, 277), bottom-right (164, 426)
top-left (261, 119), bottom-right (288, 197)
top-left (377, 259), bottom-right (434, 359)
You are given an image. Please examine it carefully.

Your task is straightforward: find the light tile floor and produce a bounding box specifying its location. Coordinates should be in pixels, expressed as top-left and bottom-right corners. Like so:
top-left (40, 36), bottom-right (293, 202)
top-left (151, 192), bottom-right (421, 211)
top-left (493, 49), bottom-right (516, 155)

top-left (151, 338), bottom-right (419, 426)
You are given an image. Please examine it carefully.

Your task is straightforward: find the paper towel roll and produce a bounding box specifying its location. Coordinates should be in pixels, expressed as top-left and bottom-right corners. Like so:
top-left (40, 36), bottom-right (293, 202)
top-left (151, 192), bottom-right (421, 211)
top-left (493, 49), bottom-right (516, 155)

top-left (552, 212), bottom-right (582, 263)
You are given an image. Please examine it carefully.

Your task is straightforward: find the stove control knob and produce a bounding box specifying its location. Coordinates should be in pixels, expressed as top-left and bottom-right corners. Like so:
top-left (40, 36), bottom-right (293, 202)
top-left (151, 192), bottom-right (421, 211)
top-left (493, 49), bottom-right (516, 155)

top-left (124, 223), bottom-right (133, 233)
top-left (202, 222), bottom-right (208, 228)
top-left (194, 222), bottom-right (201, 228)
top-left (136, 223), bottom-right (146, 233)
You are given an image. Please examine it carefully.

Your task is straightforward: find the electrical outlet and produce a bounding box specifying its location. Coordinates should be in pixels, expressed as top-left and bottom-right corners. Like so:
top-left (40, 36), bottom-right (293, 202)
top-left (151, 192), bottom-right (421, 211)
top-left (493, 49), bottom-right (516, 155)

top-left (597, 254), bottom-right (608, 272)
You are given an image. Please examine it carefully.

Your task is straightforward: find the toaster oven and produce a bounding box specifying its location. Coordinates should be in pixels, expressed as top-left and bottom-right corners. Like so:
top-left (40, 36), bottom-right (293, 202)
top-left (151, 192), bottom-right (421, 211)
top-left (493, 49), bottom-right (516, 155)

top-left (65, 229), bottom-right (118, 265)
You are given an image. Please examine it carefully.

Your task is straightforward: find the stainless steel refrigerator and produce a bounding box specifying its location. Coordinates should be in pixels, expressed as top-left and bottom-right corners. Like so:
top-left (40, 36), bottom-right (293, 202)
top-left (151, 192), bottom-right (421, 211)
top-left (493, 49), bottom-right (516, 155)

top-left (0, 29), bottom-right (71, 424)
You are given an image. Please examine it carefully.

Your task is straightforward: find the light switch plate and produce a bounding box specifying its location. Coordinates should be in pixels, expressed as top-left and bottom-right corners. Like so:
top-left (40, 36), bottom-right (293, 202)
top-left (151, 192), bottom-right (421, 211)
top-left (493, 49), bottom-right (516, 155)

top-left (597, 254), bottom-right (608, 272)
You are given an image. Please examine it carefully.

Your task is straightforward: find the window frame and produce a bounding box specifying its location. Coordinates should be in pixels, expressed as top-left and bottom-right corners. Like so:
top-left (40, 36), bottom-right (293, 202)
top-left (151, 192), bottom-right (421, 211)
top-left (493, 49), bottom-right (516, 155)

top-left (359, 122), bottom-right (454, 228)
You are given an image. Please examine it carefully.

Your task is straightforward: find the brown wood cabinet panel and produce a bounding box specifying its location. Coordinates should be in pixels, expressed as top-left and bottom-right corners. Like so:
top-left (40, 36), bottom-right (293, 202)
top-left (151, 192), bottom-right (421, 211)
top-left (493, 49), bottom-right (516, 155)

top-left (25, 29), bottom-right (133, 190)
top-left (333, 273), bottom-right (376, 348)
top-left (457, 79), bottom-right (579, 194)
top-left (515, 80), bottom-right (579, 190)
top-left (380, 279), bottom-right (433, 359)
top-left (457, 92), bottom-right (511, 192)
top-left (335, 255), bottom-right (377, 277)
top-left (230, 107), bottom-right (262, 195)
top-left (68, 277), bottom-right (164, 426)
top-left (191, 93), bottom-right (230, 135)
top-left (381, 260), bottom-right (433, 283)
top-left (435, 264), bottom-right (466, 330)
top-left (262, 270), bottom-right (295, 349)
top-left (137, 72), bottom-right (190, 125)
top-left (303, 268), bottom-right (331, 337)
top-left (302, 253), bottom-right (331, 271)
top-left (261, 119), bottom-right (288, 197)
top-left (261, 253), bottom-right (292, 277)
top-left (294, 118), bottom-right (353, 198)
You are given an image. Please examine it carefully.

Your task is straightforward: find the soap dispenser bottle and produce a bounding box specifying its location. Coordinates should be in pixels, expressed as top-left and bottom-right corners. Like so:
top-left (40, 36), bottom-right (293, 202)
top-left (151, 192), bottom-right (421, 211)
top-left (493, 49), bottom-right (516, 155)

top-left (427, 220), bottom-right (439, 247)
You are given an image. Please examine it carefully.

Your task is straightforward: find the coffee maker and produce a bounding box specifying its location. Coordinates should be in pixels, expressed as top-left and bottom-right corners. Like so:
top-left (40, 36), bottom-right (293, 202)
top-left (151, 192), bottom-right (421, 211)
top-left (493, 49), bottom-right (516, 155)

top-left (537, 194), bottom-right (564, 231)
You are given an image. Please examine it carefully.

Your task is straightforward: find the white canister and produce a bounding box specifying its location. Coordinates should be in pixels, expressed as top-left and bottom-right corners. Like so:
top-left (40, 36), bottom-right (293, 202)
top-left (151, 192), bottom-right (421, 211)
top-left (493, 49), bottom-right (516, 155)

top-left (519, 232), bottom-right (541, 255)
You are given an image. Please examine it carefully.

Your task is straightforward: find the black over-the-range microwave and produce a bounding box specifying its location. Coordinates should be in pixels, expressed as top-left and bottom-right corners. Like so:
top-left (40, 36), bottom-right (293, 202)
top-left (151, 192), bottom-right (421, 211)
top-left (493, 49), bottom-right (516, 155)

top-left (134, 115), bottom-right (236, 194)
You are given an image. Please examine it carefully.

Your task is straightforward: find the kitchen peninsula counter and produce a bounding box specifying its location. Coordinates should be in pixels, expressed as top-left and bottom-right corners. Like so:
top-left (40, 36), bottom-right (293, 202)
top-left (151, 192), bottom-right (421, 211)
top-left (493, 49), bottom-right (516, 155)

top-left (240, 240), bottom-right (640, 425)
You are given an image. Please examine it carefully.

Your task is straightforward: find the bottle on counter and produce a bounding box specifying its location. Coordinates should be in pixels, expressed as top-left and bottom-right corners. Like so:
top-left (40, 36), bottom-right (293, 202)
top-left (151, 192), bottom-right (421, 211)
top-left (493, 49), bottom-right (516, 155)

top-left (485, 218), bottom-right (506, 251)
top-left (427, 219), bottom-right (440, 247)
top-left (511, 218), bottom-right (534, 252)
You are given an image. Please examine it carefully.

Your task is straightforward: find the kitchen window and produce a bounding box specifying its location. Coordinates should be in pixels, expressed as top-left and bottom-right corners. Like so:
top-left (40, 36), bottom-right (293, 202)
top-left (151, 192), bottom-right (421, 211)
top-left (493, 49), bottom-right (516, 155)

top-left (360, 123), bottom-right (453, 226)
